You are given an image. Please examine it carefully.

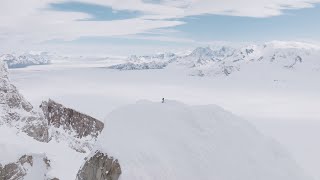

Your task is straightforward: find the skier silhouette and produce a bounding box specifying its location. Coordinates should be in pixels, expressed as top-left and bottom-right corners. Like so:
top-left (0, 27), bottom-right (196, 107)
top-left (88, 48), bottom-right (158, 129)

top-left (162, 98), bottom-right (165, 103)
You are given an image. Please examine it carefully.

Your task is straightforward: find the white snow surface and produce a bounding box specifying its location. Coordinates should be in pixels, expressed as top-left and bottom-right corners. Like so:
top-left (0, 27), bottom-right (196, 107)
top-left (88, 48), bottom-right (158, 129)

top-left (0, 125), bottom-right (87, 180)
top-left (6, 40), bottom-right (320, 179)
top-left (0, 60), bottom-right (92, 180)
top-left (97, 100), bottom-right (309, 180)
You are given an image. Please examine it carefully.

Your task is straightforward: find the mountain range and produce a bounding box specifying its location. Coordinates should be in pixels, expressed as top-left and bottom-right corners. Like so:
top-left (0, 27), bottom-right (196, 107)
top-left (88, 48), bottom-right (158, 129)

top-left (0, 41), bottom-right (317, 179)
top-left (108, 41), bottom-right (320, 76)
top-left (0, 52), bottom-right (51, 68)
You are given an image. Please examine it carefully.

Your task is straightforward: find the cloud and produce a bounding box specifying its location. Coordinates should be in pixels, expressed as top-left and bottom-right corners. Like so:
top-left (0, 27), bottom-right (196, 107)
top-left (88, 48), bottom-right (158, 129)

top-left (0, 0), bottom-right (319, 53)
top-left (182, 0), bottom-right (320, 17)
top-left (73, 0), bottom-right (320, 18)
top-left (0, 0), bottom-right (184, 49)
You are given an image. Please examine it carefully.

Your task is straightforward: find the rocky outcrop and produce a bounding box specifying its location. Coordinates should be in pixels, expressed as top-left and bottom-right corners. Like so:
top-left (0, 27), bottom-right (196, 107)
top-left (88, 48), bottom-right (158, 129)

top-left (76, 151), bottom-right (121, 180)
top-left (0, 60), bottom-right (49, 142)
top-left (1, 60), bottom-right (104, 152)
top-left (0, 60), bottom-right (120, 179)
top-left (40, 99), bottom-right (104, 139)
top-left (40, 99), bottom-right (104, 152)
top-left (0, 154), bottom-right (51, 180)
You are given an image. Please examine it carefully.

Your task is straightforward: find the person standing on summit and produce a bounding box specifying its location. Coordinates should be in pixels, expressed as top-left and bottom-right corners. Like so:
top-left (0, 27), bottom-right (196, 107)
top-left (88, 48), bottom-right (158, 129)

top-left (162, 98), bottom-right (165, 103)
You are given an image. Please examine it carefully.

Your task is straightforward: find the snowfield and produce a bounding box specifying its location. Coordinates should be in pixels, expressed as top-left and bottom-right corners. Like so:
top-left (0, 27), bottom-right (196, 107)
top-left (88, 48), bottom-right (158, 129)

top-left (2, 41), bottom-right (320, 179)
top-left (97, 100), bottom-right (309, 180)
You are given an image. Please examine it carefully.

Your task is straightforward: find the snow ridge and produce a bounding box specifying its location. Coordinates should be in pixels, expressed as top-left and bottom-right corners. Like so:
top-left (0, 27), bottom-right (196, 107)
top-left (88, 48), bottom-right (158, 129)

top-left (96, 100), bottom-right (310, 180)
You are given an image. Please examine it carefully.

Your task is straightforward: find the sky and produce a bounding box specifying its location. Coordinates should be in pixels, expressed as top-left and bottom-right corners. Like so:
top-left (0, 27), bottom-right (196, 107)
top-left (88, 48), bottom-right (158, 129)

top-left (0, 0), bottom-right (320, 55)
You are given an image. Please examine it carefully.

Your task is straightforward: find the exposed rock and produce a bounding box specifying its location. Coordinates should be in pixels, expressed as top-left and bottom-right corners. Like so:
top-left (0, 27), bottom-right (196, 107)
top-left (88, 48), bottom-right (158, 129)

top-left (1, 60), bottom-right (104, 152)
top-left (76, 151), bottom-right (121, 180)
top-left (40, 99), bottom-right (104, 139)
top-left (0, 154), bottom-right (50, 180)
top-left (40, 99), bottom-right (104, 152)
top-left (285, 56), bottom-right (303, 69)
top-left (0, 60), bottom-right (49, 142)
top-left (108, 52), bottom-right (176, 71)
top-left (0, 60), bottom-right (118, 179)
top-left (108, 61), bottom-right (167, 71)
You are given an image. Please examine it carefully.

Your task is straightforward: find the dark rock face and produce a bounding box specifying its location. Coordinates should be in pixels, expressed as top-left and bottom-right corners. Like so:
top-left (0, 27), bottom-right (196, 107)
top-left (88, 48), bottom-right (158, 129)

top-left (0, 155), bottom-right (51, 180)
top-left (40, 99), bottom-right (104, 139)
top-left (1, 60), bottom-right (104, 152)
top-left (39, 99), bottom-right (104, 152)
top-left (21, 115), bottom-right (50, 142)
top-left (76, 151), bottom-right (121, 180)
top-left (1, 61), bottom-right (120, 179)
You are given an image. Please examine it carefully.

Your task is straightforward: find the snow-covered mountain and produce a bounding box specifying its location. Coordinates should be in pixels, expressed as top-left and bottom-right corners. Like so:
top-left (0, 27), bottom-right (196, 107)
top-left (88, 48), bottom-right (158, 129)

top-left (0, 60), bottom-right (49, 142)
top-left (107, 41), bottom-right (320, 76)
top-left (108, 52), bottom-right (177, 70)
top-left (40, 99), bottom-right (104, 153)
top-left (0, 52), bottom-right (51, 68)
top-left (0, 60), bottom-right (103, 152)
top-left (0, 48), bottom-right (315, 180)
top-left (127, 52), bottom-right (177, 63)
top-left (0, 60), bottom-right (110, 179)
top-left (184, 41), bottom-right (320, 76)
top-left (93, 100), bottom-right (310, 180)
top-left (108, 61), bottom-right (167, 70)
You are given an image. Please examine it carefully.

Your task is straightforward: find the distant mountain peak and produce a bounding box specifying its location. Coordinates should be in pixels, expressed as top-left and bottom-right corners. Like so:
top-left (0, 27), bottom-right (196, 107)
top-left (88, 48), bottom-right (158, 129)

top-left (0, 52), bottom-right (51, 68)
top-left (108, 41), bottom-right (320, 77)
top-left (191, 46), bottom-right (215, 56)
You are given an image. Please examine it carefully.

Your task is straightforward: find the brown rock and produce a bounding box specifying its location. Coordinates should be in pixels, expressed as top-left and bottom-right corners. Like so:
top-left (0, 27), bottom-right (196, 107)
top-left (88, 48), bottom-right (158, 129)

top-left (40, 99), bottom-right (104, 139)
top-left (76, 151), bottom-right (121, 180)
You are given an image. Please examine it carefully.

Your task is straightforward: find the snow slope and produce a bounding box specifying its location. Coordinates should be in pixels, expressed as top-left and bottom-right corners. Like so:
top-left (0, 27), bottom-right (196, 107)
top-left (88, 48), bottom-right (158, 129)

top-left (0, 125), bottom-right (87, 180)
top-left (96, 100), bottom-right (310, 180)
top-left (0, 60), bottom-right (105, 179)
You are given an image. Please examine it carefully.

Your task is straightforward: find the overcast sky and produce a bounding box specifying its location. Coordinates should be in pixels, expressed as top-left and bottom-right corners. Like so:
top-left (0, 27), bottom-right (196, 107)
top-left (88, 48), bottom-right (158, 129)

top-left (1, 0), bottom-right (320, 55)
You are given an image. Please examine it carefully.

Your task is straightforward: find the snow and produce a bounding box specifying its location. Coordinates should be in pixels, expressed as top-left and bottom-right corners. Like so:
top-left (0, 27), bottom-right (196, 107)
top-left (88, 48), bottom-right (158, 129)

top-left (24, 154), bottom-right (49, 180)
top-left (3, 40), bottom-right (320, 179)
top-left (0, 52), bottom-right (50, 68)
top-left (108, 52), bottom-right (176, 70)
top-left (97, 100), bottom-right (309, 180)
top-left (0, 126), bottom-right (87, 180)
top-left (0, 60), bottom-right (93, 180)
top-left (108, 61), bottom-right (167, 70)
top-left (107, 41), bottom-right (320, 76)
